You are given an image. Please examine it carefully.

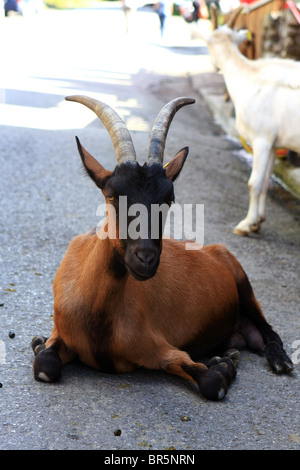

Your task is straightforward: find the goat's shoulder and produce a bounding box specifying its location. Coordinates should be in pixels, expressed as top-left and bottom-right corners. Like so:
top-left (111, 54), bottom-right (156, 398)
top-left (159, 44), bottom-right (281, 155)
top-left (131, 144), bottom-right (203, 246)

top-left (53, 229), bottom-right (99, 288)
top-left (202, 243), bottom-right (246, 282)
top-left (64, 228), bottom-right (98, 254)
top-left (160, 239), bottom-right (236, 273)
top-left (200, 243), bottom-right (235, 265)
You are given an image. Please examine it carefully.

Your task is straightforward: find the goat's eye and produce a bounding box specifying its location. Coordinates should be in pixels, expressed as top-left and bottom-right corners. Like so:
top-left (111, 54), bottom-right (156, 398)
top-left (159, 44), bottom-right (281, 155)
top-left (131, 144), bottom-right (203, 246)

top-left (107, 196), bottom-right (114, 202)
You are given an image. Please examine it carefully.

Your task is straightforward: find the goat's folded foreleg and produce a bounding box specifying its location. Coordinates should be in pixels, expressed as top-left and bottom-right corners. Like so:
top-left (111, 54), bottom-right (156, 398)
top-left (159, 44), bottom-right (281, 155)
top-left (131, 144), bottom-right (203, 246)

top-left (31, 333), bottom-right (75, 382)
top-left (159, 348), bottom-right (237, 401)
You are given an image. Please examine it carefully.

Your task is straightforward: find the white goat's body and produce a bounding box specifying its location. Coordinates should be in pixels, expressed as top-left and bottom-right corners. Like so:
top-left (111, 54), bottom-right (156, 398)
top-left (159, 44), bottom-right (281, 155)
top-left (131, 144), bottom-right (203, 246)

top-left (205, 26), bottom-right (300, 235)
top-left (226, 59), bottom-right (300, 151)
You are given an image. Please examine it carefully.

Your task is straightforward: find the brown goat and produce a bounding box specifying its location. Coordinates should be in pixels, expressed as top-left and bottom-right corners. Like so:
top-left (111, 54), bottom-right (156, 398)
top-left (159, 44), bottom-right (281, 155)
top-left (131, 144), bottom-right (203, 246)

top-left (32, 96), bottom-right (293, 400)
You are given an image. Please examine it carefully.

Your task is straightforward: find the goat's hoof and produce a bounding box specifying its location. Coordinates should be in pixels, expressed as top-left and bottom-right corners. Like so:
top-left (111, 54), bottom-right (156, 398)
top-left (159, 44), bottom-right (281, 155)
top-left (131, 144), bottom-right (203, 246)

top-left (200, 369), bottom-right (228, 401)
top-left (33, 347), bottom-right (62, 383)
top-left (210, 357), bottom-right (237, 386)
top-left (207, 356), bottom-right (222, 366)
top-left (31, 336), bottom-right (48, 355)
top-left (226, 349), bottom-right (240, 368)
top-left (233, 226), bottom-right (249, 236)
top-left (250, 223), bottom-right (261, 233)
top-left (265, 342), bottom-right (294, 374)
top-left (250, 217), bottom-right (265, 233)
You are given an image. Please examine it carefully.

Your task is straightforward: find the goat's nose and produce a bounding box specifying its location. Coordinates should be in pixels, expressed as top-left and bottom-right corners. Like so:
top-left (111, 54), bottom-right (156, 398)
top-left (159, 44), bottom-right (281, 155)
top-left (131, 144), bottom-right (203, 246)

top-left (134, 248), bottom-right (156, 266)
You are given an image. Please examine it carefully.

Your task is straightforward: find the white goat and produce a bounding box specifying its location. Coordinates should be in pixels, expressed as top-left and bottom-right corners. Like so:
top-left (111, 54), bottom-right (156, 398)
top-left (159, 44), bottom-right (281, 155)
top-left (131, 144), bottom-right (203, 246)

top-left (198, 23), bottom-right (300, 235)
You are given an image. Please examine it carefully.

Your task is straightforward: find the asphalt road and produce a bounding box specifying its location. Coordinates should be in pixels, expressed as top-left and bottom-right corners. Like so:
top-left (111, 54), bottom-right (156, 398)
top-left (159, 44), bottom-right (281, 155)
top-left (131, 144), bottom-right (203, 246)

top-left (0, 4), bottom-right (299, 451)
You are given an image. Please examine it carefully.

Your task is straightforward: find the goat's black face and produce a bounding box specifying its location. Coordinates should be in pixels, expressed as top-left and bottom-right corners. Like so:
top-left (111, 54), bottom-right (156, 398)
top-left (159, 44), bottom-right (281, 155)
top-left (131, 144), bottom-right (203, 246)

top-left (105, 162), bottom-right (174, 281)
top-left (76, 137), bottom-right (188, 281)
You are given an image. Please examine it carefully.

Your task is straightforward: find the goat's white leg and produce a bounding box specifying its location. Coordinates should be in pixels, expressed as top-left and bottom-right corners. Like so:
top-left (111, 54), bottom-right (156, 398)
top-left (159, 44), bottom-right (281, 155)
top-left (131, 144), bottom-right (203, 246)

top-left (257, 148), bottom-right (276, 227)
top-left (234, 140), bottom-right (272, 236)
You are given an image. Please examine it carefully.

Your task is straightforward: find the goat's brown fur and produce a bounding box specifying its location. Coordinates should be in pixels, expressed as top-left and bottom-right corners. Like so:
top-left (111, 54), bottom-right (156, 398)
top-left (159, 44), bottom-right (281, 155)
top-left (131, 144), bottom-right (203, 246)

top-left (54, 238), bottom-right (240, 369)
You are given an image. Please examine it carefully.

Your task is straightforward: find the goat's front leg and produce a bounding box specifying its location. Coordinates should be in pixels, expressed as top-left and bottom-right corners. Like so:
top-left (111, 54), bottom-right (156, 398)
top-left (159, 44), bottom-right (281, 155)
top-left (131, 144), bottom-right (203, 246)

top-left (257, 148), bottom-right (276, 226)
top-left (159, 348), bottom-right (237, 401)
top-left (234, 140), bottom-right (272, 236)
top-left (31, 329), bottom-right (75, 382)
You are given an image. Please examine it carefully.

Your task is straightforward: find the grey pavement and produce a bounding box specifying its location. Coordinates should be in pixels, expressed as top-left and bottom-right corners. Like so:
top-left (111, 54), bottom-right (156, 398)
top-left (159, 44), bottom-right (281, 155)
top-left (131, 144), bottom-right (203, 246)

top-left (0, 5), bottom-right (299, 451)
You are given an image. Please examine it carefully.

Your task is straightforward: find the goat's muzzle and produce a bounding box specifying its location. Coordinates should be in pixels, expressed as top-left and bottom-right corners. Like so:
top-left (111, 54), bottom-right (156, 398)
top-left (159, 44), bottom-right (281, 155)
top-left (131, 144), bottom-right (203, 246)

top-left (124, 240), bottom-right (160, 281)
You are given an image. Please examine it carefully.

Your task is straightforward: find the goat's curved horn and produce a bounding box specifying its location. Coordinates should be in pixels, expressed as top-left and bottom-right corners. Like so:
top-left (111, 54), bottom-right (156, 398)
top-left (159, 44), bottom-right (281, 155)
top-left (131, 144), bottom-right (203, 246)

top-left (226, 5), bottom-right (243, 28)
top-left (210, 3), bottom-right (218, 30)
top-left (147, 97), bottom-right (195, 164)
top-left (65, 95), bottom-right (136, 165)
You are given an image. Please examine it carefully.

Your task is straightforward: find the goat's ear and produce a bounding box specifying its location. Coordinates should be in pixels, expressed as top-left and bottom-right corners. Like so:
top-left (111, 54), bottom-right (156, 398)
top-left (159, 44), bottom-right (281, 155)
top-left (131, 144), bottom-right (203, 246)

top-left (164, 147), bottom-right (189, 182)
top-left (75, 136), bottom-right (113, 189)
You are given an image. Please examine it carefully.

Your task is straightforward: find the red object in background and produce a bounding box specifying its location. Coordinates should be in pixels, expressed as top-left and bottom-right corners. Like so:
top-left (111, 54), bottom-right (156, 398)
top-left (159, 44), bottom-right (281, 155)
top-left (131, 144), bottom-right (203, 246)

top-left (286, 0), bottom-right (300, 23)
